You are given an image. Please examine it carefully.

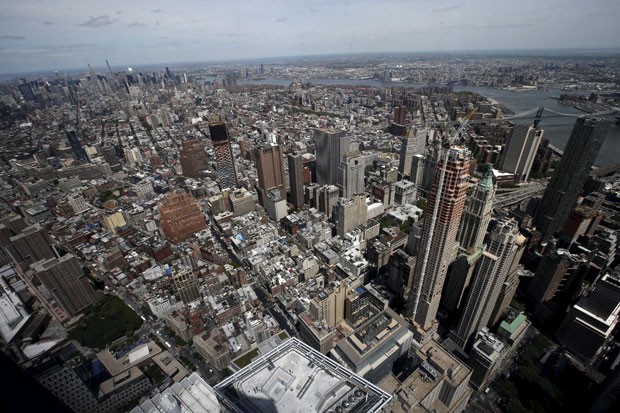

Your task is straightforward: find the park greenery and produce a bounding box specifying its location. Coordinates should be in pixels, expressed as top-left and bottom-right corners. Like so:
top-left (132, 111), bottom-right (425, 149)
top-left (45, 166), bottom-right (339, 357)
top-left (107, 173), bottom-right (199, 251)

top-left (494, 334), bottom-right (598, 413)
top-left (69, 295), bottom-right (142, 349)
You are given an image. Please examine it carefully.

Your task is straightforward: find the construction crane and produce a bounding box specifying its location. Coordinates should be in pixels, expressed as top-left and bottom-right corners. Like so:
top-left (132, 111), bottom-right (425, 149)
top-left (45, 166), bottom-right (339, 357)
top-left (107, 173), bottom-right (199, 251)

top-left (407, 107), bottom-right (477, 322)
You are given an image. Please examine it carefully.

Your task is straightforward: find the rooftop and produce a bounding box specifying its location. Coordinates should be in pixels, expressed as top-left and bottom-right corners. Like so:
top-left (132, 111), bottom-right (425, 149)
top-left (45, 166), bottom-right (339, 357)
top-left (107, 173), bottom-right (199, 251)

top-left (216, 337), bottom-right (391, 413)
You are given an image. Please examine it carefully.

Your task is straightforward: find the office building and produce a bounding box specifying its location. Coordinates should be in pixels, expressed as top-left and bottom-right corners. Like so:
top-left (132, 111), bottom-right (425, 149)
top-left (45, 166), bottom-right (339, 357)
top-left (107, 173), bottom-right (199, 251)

top-left (331, 307), bottom-right (413, 384)
top-left (159, 191), bottom-right (207, 243)
top-left (209, 122), bottom-right (238, 190)
top-left (390, 339), bottom-right (472, 413)
top-left (308, 283), bottom-right (347, 328)
top-left (394, 105), bottom-right (407, 125)
top-left (216, 337), bottom-right (392, 413)
top-left (288, 152), bottom-right (305, 209)
top-left (338, 151), bottom-right (366, 198)
top-left (489, 233), bottom-right (526, 326)
top-left (535, 118), bottom-right (611, 242)
top-left (394, 180), bottom-right (416, 206)
top-left (499, 124), bottom-right (543, 182)
top-left (30, 254), bottom-right (97, 320)
top-left (179, 138), bottom-right (208, 178)
top-left (131, 372), bottom-right (221, 413)
top-left (399, 127), bottom-right (427, 178)
top-left (255, 143), bottom-right (286, 207)
top-left (334, 194), bottom-right (368, 238)
top-left (406, 147), bottom-right (470, 336)
top-left (468, 329), bottom-right (507, 391)
top-left (451, 217), bottom-right (520, 349)
top-left (66, 130), bottom-right (88, 162)
top-left (314, 129), bottom-right (350, 186)
top-left (265, 189), bottom-right (287, 222)
top-left (387, 249), bottom-right (416, 296)
top-left (456, 168), bottom-right (495, 253)
top-left (299, 312), bottom-right (335, 354)
top-left (172, 266), bottom-right (201, 304)
top-left (441, 247), bottom-right (484, 314)
top-left (317, 184), bottom-right (339, 218)
top-left (556, 269), bottom-right (620, 363)
top-left (525, 247), bottom-right (583, 311)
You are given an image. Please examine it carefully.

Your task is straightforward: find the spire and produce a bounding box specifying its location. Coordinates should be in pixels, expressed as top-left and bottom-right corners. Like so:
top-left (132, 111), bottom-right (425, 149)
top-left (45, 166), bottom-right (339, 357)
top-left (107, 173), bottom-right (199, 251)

top-left (478, 165), bottom-right (494, 190)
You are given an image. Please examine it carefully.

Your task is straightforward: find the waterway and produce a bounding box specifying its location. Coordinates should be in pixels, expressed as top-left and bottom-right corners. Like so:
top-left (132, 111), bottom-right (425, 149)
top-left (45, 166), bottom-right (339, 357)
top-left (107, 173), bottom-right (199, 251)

top-left (234, 77), bottom-right (620, 167)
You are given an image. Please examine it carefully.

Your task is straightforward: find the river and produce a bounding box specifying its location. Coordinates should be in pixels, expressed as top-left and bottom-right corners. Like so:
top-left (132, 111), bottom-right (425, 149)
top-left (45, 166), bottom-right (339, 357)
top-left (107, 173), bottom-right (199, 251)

top-left (234, 78), bottom-right (619, 167)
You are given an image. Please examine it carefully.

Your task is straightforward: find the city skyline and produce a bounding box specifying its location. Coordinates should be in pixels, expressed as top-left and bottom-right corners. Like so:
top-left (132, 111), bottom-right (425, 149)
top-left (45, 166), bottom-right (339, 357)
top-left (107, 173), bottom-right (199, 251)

top-left (1, 0), bottom-right (620, 74)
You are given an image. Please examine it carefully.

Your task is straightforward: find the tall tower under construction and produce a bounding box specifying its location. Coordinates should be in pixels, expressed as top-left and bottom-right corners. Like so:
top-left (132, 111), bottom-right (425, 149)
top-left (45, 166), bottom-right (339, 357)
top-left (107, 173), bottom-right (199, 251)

top-left (406, 147), bottom-right (470, 338)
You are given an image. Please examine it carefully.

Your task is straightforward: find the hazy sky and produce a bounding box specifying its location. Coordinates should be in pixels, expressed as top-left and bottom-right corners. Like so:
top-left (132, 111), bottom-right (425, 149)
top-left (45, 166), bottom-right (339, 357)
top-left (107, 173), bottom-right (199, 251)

top-left (0, 0), bottom-right (618, 74)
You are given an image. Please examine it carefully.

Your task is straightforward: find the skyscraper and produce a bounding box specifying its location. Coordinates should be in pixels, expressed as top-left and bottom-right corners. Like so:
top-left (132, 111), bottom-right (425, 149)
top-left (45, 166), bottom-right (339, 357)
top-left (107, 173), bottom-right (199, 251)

top-left (179, 138), bottom-right (208, 178)
top-left (209, 122), bottom-right (238, 190)
top-left (334, 194), bottom-right (368, 238)
top-left (556, 269), bottom-right (620, 363)
top-left (406, 147), bottom-right (470, 335)
top-left (456, 167), bottom-right (495, 252)
top-left (398, 127), bottom-right (427, 178)
top-left (314, 129), bottom-right (350, 186)
top-left (499, 124), bottom-right (543, 182)
top-left (159, 191), bottom-right (207, 243)
top-left (535, 118), bottom-right (611, 242)
top-left (338, 151), bottom-right (365, 198)
top-left (450, 217), bottom-right (521, 349)
top-left (255, 144), bottom-right (286, 207)
top-left (66, 130), bottom-right (88, 163)
top-left (288, 152), bottom-right (304, 209)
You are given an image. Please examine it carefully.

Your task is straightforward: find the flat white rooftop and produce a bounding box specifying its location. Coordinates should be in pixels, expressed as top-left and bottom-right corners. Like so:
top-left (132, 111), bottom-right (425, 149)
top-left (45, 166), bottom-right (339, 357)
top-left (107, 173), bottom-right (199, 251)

top-left (216, 337), bottom-right (391, 413)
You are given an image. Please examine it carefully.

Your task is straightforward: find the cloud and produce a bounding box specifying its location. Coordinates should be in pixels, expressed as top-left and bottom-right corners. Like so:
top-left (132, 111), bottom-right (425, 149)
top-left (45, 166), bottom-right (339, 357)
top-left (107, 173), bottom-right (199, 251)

top-left (128, 22), bottom-right (147, 27)
top-left (0, 35), bottom-right (25, 40)
top-left (434, 5), bottom-right (461, 12)
top-left (151, 9), bottom-right (163, 13)
top-left (44, 21), bottom-right (53, 26)
top-left (78, 15), bottom-right (115, 28)
top-left (275, 17), bottom-right (287, 23)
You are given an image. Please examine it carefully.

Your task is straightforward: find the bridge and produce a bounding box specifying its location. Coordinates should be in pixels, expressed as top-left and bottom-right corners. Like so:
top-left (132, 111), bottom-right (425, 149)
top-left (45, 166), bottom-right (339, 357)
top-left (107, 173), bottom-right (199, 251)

top-left (494, 181), bottom-right (547, 209)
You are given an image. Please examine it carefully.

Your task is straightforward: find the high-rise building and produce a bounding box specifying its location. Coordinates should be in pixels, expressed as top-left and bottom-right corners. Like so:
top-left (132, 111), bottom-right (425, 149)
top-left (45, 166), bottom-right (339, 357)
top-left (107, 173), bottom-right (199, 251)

top-left (179, 138), bottom-right (208, 178)
top-left (391, 339), bottom-right (472, 413)
top-left (556, 269), bottom-right (620, 363)
top-left (66, 130), bottom-right (88, 162)
top-left (334, 194), bottom-right (368, 238)
top-left (209, 122), bottom-right (238, 190)
top-left (255, 144), bottom-right (286, 207)
top-left (499, 124), bottom-right (543, 182)
top-left (265, 189), bottom-right (287, 222)
top-left (456, 168), bottom-right (495, 253)
top-left (440, 247), bottom-right (484, 314)
top-left (317, 184), bottom-right (340, 218)
top-left (451, 217), bottom-right (521, 349)
top-left (393, 105), bottom-right (407, 125)
top-left (172, 266), bottom-right (201, 304)
top-left (398, 127), bottom-right (427, 178)
top-left (525, 247), bottom-right (583, 311)
top-left (30, 254), bottom-right (97, 320)
top-left (159, 191), bottom-right (207, 243)
top-left (469, 329), bottom-right (507, 391)
top-left (288, 152), bottom-right (304, 209)
top-left (338, 151), bottom-right (365, 198)
top-left (535, 118), bottom-right (611, 242)
top-left (314, 129), bottom-right (350, 186)
top-left (489, 232), bottom-right (526, 326)
top-left (406, 147), bottom-right (470, 335)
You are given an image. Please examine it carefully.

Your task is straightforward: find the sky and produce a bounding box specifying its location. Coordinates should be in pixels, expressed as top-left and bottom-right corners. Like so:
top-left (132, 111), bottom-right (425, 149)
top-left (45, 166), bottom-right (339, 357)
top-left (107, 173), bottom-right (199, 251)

top-left (0, 0), bottom-right (619, 74)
